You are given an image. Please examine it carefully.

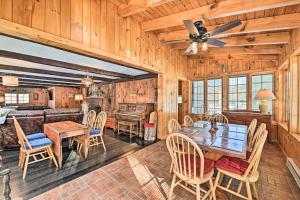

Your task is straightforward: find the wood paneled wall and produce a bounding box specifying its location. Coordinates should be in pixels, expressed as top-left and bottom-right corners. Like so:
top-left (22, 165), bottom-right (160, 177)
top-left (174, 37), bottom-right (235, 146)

top-left (279, 28), bottom-right (300, 66)
top-left (48, 87), bottom-right (81, 109)
top-left (0, 86), bottom-right (48, 106)
top-left (115, 78), bottom-right (157, 110)
top-left (0, 0), bottom-right (188, 138)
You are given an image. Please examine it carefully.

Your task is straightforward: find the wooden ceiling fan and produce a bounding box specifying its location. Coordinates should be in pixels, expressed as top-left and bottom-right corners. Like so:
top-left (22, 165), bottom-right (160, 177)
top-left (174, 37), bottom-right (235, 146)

top-left (164, 19), bottom-right (242, 54)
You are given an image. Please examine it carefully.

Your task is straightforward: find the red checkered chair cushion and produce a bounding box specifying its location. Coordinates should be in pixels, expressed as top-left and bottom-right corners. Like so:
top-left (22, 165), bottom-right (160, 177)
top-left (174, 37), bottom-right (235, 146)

top-left (215, 156), bottom-right (249, 175)
top-left (144, 123), bottom-right (155, 127)
top-left (177, 154), bottom-right (215, 176)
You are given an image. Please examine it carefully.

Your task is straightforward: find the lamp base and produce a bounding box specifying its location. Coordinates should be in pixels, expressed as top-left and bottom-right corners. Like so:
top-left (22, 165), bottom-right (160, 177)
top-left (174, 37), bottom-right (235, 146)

top-left (259, 100), bottom-right (269, 114)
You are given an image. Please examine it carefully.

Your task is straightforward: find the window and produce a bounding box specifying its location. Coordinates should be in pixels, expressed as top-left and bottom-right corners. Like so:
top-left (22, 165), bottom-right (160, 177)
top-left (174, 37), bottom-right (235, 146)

top-left (191, 80), bottom-right (205, 114)
top-left (207, 78), bottom-right (222, 114)
top-left (252, 74), bottom-right (274, 113)
top-left (228, 76), bottom-right (247, 111)
top-left (18, 94), bottom-right (30, 104)
top-left (285, 70), bottom-right (290, 121)
top-left (4, 93), bottom-right (17, 104)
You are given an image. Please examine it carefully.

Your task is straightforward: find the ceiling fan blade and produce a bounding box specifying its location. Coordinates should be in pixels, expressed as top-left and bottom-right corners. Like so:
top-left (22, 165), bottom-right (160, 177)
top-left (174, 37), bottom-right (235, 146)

top-left (183, 20), bottom-right (200, 36)
top-left (162, 39), bottom-right (188, 45)
top-left (185, 42), bottom-right (198, 54)
top-left (207, 38), bottom-right (226, 47)
top-left (208, 19), bottom-right (242, 37)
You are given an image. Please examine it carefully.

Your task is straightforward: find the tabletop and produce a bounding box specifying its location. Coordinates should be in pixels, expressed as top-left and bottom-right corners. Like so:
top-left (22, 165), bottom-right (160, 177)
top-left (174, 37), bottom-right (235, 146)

top-left (44, 121), bottom-right (87, 138)
top-left (176, 121), bottom-right (248, 159)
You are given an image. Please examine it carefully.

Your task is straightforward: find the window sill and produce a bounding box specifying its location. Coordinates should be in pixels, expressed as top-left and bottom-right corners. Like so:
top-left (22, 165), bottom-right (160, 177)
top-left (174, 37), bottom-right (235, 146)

top-left (278, 122), bottom-right (300, 143)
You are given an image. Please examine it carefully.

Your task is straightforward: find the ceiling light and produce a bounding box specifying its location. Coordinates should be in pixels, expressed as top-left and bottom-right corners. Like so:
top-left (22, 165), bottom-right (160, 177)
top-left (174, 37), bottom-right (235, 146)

top-left (192, 42), bottom-right (198, 54)
top-left (201, 42), bottom-right (208, 51)
top-left (2, 75), bottom-right (19, 86)
top-left (81, 76), bottom-right (93, 87)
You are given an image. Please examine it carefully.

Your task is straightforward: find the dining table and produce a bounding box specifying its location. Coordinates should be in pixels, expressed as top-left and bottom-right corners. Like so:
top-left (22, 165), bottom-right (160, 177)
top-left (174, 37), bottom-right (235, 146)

top-left (176, 121), bottom-right (248, 160)
top-left (44, 121), bottom-right (89, 168)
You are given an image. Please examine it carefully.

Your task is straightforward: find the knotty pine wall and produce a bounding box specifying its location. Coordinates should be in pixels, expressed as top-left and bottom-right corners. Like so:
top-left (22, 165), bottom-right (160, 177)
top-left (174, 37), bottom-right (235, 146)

top-left (48, 87), bottom-right (82, 109)
top-left (0, 86), bottom-right (48, 106)
top-left (0, 0), bottom-right (188, 138)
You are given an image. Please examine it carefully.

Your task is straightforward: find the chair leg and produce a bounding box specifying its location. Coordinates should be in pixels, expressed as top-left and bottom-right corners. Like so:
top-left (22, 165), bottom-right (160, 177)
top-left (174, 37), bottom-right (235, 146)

top-left (100, 136), bottom-right (106, 151)
top-left (245, 181), bottom-right (253, 200)
top-left (209, 178), bottom-right (216, 200)
top-left (251, 182), bottom-right (259, 199)
top-left (18, 151), bottom-right (23, 167)
top-left (20, 152), bottom-right (26, 169)
top-left (23, 153), bottom-right (29, 180)
top-left (168, 174), bottom-right (176, 200)
top-left (48, 147), bottom-right (58, 168)
top-left (169, 160), bottom-right (173, 173)
top-left (196, 184), bottom-right (201, 200)
top-left (213, 171), bottom-right (221, 194)
top-left (69, 138), bottom-right (74, 149)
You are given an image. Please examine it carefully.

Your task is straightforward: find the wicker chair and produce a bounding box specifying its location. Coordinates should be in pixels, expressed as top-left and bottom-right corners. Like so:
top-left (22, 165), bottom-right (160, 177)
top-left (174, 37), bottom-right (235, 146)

top-left (166, 133), bottom-right (216, 200)
top-left (13, 117), bottom-right (58, 179)
top-left (209, 113), bottom-right (228, 124)
top-left (213, 130), bottom-right (268, 200)
top-left (168, 118), bottom-right (181, 133)
top-left (184, 115), bottom-right (194, 127)
top-left (76, 111), bottom-right (107, 152)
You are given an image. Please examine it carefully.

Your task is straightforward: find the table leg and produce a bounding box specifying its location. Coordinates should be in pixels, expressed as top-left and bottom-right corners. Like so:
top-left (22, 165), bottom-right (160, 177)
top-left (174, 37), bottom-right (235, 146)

top-left (83, 135), bottom-right (89, 158)
top-left (44, 126), bottom-right (62, 168)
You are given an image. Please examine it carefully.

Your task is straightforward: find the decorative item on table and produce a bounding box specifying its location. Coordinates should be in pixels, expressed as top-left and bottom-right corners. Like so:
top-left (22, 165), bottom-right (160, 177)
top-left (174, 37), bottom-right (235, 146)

top-left (255, 89), bottom-right (276, 114)
top-left (209, 117), bottom-right (218, 133)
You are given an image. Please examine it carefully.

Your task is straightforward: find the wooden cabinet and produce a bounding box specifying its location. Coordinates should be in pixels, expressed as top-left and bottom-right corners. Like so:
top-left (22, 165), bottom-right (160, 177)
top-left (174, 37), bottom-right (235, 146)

top-left (105, 117), bottom-right (117, 131)
top-left (223, 111), bottom-right (274, 142)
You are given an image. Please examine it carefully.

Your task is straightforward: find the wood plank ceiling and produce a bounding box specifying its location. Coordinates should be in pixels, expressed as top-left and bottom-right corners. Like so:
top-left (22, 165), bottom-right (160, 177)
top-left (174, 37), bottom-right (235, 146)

top-left (113, 0), bottom-right (300, 58)
top-left (0, 34), bottom-right (155, 88)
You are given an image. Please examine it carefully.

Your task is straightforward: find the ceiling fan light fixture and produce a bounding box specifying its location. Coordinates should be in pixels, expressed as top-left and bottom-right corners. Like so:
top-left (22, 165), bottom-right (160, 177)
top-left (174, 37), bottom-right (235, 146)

top-left (192, 42), bottom-right (198, 54)
top-left (201, 42), bottom-right (208, 51)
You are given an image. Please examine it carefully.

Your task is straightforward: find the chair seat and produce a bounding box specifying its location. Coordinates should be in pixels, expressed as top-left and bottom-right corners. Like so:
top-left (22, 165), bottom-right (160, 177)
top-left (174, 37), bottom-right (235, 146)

top-left (25, 138), bottom-right (52, 149)
top-left (178, 154), bottom-right (215, 176)
top-left (90, 129), bottom-right (100, 135)
top-left (215, 156), bottom-right (249, 175)
top-left (27, 133), bottom-right (46, 140)
top-left (144, 123), bottom-right (155, 127)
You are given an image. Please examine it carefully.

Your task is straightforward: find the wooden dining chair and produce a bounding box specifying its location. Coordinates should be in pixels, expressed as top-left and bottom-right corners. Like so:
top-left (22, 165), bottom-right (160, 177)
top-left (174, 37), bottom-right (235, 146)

top-left (76, 111), bottom-right (107, 152)
top-left (184, 115), bottom-right (194, 127)
top-left (210, 113), bottom-right (228, 124)
top-left (168, 118), bottom-right (181, 134)
top-left (13, 117), bottom-right (58, 179)
top-left (166, 133), bottom-right (216, 200)
top-left (70, 110), bottom-right (97, 149)
top-left (213, 130), bottom-right (268, 200)
top-left (248, 123), bottom-right (266, 153)
top-left (247, 119), bottom-right (257, 151)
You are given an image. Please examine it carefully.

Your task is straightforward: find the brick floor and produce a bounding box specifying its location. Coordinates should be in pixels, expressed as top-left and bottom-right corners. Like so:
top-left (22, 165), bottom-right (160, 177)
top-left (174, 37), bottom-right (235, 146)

top-left (32, 142), bottom-right (300, 200)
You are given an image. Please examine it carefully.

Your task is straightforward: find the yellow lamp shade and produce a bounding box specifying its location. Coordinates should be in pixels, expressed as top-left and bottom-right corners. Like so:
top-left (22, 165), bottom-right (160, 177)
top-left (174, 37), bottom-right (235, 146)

top-left (0, 95), bottom-right (4, 103)
top-left (255, 89), bottom-right (276, 100)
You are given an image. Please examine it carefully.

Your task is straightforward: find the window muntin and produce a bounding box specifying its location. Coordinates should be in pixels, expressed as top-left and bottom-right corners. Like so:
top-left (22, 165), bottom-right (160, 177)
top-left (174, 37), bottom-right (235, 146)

top-left (228, 76), bottom-right (247, 111)
top-left (192, 80), bottom-right (205, 114)
top-left (4, 93), bottom-right (17, 104)
top-left (252, 74), bottom-right (274, 113)
top-left (18, 94), bottom-right (30, 104)
top-left (207, 78), bottom-right (222, 114)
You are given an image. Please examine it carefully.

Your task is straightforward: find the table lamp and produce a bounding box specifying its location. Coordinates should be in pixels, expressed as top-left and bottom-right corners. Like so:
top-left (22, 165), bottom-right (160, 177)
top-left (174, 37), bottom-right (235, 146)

top-left (255, 89), bottom-right (276, 114)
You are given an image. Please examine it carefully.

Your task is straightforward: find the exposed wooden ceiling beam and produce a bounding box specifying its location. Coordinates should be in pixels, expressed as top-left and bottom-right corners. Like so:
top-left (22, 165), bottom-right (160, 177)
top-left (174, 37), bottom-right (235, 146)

top-left (184, 45), bottom-right (284, 56)
top-left (0, 50), bottom-right (130, 78)
top-left (159, 13), bottom-right (300, 41)
top-left (142, 0), bottom-right (300, 31)
top-left (18, 83), bottom-right (79, 88)
top-left (118, 0), bottom-right (174, 17)
top-left (0, 73), bottom-right (83, 83)
top-left (170, 32), bottom-right (290, 49)
top-left (18, 80), bottom-right (80, 87)
top-left (188, 54), bottom-right (279, 60)
top-left (0, 64), bottom-right (112, 82)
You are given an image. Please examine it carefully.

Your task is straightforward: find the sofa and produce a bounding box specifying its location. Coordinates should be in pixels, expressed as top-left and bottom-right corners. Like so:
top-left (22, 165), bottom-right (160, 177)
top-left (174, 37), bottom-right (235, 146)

top-left (0, 108), bottom-right (83, 149)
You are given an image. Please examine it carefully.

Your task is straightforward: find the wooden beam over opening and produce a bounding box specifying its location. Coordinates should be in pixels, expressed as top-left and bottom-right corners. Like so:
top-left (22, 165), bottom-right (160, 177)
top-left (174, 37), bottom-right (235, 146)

top-left (0, 50), bottom-right (131, 78)
top-left (170, 32), bottom-right (290, 49)
top-left (0, 64), bottom-right (112, 82)
top-left (184, 45), bottom-right (284, 56)
top-left (118, 0), bottom-right (174, 17)
top-left (159, 13), bottom-right (300, 41)
top-left (142, 0), bottom-right (300, 31)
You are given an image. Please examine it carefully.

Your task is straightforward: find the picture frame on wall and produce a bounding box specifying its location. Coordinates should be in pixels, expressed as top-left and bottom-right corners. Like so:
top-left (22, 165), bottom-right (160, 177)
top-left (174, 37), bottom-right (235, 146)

top-left (33, 93), bottom-right (39, 100)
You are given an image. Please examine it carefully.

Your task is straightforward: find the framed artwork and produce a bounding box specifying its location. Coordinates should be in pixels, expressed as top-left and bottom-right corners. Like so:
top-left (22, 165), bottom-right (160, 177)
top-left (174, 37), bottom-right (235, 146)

top-left (33, 93), bottom-right (39, 100)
